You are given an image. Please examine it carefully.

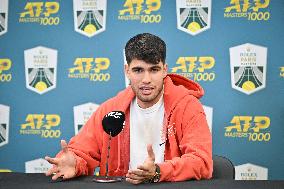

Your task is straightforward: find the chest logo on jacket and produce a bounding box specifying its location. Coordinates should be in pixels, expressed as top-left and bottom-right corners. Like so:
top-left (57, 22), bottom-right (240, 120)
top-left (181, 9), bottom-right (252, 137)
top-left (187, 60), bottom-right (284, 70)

top-left (167, 123), bottom-right (176, 138)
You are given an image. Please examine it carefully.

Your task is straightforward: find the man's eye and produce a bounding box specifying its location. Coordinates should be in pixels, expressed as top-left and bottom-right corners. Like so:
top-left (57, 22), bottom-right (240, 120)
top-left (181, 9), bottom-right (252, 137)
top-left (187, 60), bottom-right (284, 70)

top-left (133, 69), bottom-right (143, 73)
top-left (151, 68), bottom-right (159, 72)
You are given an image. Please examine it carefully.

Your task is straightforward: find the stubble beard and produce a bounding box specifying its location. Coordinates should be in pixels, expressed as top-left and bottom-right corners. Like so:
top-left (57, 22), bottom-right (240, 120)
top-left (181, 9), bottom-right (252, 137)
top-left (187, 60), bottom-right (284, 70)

top-left (133, 84), bottom-right (164, 104)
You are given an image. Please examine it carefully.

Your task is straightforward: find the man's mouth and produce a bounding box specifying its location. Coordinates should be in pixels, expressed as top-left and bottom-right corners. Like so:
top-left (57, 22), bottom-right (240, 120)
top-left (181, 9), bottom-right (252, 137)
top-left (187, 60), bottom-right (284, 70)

top-left (140, 86), bottom-right (153, 95)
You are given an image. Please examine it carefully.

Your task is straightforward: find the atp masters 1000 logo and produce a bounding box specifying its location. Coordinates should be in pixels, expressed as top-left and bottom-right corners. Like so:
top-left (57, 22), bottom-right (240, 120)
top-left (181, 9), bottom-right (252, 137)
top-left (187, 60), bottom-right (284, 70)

top-left (0, 58), bottom-right (12, 82)
top-left (118, 0), bottom-right (162, 24)
top-left (0, 0), bottom-right (8, 36)
top-left (176, 0), bottom-right (211, 35)
top-left (73, 0), bottom-right (107, 37)
top-left (224, 0), bottom-right (270, 21)
top-left (68, 57), bottom-right (111, 82)
top-left (225, 116), bottom-right (271, 142)
top-left (19, 1), bottom-right (60, 25)
top-left (20, 114), bottom-right (61, 138)
top-left (171, 56), bottom-right (215, 82)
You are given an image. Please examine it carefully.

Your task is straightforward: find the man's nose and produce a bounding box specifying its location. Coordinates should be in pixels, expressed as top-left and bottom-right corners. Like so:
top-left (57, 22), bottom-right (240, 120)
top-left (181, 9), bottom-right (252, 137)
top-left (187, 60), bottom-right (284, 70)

top-left (142, 71), bottom-right (151, 83)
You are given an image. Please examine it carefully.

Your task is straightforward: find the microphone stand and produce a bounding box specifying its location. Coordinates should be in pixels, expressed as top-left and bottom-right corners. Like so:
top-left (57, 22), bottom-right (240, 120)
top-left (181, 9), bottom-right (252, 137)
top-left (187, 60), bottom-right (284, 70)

top-left (105, 132), bottom-right (111, 177)
top-left (93, 131), bottom-right (123, 183)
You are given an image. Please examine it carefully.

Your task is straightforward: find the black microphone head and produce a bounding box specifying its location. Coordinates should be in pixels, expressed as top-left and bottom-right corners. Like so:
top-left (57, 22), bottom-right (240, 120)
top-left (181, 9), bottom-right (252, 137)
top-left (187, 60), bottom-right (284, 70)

top-left (102, 111), bottom-right (125, 137)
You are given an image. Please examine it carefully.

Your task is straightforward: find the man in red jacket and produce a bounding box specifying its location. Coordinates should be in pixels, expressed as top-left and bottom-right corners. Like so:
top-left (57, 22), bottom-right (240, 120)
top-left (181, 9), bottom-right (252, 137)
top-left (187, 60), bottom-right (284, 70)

top-left (45, 33), bottom-right (213, 184)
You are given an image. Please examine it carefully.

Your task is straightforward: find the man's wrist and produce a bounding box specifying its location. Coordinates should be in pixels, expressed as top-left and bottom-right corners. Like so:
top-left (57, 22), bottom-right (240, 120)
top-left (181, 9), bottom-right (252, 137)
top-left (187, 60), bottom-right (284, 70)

top-left (148, 164), bottom-right (160, 183)
top-left (142, 164), bottom-right (161, 183)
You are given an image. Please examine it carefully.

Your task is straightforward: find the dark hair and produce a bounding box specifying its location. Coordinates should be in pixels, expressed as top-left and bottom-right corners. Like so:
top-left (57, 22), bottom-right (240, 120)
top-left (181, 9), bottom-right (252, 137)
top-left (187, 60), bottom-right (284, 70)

top-left (125, 33), bottom-right (166, 65)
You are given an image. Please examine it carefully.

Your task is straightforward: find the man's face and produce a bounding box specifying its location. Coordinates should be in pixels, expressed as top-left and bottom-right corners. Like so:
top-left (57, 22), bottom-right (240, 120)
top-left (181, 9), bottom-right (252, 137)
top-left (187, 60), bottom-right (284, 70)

top-left (125, 59), bottom-right (167, 109)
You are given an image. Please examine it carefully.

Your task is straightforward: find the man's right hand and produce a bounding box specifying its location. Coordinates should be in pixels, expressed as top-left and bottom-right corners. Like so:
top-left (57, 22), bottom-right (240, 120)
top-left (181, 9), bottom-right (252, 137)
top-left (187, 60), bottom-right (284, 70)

top-left (45, 140), bottom-right (76, 180)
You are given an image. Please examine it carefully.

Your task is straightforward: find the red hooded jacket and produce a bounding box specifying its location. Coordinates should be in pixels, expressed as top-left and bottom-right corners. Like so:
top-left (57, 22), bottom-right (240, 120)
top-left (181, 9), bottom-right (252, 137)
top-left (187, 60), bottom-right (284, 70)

top-left (66, 74), bottom-right (213, 181)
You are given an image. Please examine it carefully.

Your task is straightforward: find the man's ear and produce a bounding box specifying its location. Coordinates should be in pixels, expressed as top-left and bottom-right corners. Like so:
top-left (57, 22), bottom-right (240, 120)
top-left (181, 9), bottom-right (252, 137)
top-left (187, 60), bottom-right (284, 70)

top-left (124, 64), bottom-right (130, 79)
top-left (163, 63), bottom-right (168, 78)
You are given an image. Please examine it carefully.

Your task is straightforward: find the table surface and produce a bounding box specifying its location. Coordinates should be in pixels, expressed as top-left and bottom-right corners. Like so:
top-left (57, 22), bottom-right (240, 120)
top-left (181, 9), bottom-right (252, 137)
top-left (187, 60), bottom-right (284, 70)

top-left (0, 172), bottom-right (284, 189)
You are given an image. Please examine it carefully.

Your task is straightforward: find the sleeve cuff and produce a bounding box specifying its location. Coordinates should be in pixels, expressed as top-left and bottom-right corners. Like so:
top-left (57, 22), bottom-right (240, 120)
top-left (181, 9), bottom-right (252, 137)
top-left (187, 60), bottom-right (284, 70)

top-left (157, 161), bottom-right (173, 182)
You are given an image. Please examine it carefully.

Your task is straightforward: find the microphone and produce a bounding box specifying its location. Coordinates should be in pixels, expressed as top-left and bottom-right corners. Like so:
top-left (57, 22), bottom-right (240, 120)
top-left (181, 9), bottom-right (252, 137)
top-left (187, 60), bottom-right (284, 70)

top-left (93, 111), bottom-right (125, 183)
top-left (102, 111), bottom-right (125, 137)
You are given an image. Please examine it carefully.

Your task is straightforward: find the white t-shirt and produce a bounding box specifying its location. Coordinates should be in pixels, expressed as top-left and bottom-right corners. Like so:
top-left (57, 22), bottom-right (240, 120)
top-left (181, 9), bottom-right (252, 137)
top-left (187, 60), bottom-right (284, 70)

top-left (129, 95), bottom-right (165, 169)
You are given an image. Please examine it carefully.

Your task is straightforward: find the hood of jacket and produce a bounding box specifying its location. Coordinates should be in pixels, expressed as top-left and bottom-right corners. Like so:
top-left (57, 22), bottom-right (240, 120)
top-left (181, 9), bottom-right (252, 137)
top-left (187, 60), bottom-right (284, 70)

top-left (163, 73), bottom-right (204, 114)
top-left (165, 73), bottom-right (204, 98)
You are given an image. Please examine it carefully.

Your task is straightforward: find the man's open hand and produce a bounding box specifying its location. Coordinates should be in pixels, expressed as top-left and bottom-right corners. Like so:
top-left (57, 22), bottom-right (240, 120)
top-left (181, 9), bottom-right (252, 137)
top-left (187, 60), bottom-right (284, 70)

top-left (45, 140), bottom-right (76, 180)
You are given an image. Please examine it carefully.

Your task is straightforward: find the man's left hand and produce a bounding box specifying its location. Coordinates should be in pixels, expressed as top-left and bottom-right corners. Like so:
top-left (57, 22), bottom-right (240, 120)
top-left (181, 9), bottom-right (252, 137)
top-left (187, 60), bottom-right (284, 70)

top-left (126, 144), bottom-right (156, 184)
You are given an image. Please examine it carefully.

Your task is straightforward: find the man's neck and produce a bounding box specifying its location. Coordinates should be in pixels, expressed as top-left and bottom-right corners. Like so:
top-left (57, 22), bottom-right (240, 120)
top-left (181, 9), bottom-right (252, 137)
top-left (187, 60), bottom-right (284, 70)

top-left (137, 93), bottom-right (164, 109)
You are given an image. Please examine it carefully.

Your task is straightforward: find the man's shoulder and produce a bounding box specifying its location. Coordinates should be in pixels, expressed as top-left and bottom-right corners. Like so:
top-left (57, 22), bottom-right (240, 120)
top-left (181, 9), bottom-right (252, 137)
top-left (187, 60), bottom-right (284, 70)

top-left (175, 93), bottom-right (202, 109)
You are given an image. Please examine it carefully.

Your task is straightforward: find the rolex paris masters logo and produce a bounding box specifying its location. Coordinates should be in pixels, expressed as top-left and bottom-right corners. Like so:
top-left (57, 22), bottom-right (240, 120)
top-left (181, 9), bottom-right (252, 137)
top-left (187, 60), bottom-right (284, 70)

top-left (0, 104), bottom-right (9, 147)
top-left (24, 46), bottom-right (58, 95)
top-left (176, 0), bottom-right (211, 36)
top-left (235, 163), bottom-right (268, 180)
top-left (230, 43), bottom-right (267, 95)
top-left (73, 0), bottom-right (107, 37)
top-left (73, 102), bottom-right (99, 134)
top-left (0, 0), bottom-right (8, 36)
